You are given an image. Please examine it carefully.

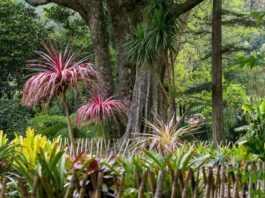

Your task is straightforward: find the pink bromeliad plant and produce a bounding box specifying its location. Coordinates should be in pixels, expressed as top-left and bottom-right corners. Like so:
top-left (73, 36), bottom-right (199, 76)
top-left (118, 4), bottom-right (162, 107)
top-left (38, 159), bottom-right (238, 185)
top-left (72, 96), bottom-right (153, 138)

top-left (75, 94), bottom-right (127, 136)
top-left (22, 43), bottom-right (99, 156)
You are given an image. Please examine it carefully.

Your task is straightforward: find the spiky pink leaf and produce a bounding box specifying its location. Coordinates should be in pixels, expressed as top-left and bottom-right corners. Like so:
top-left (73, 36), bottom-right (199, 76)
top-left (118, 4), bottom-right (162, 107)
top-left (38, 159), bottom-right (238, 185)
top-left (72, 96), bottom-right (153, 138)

top-left (22, 43), bottom-right (99, 107)
top-left (75, 94), bottom-right (127, 126)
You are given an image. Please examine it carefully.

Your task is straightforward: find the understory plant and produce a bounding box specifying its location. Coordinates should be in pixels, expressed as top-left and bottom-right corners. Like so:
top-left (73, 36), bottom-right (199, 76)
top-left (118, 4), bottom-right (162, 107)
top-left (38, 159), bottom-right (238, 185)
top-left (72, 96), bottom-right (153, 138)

top-left (22, 43), bottom-right (99, 156)
top-left (12, 128), bottom-right (60, 169)
top-left (75, 94), bottom-right (127, 137)
top-left (0, 129), bottom-right (264, 197)
top-left (236, 99), bottom-right (265, 160)
top-left (134, 116), bottom-right (198, 153)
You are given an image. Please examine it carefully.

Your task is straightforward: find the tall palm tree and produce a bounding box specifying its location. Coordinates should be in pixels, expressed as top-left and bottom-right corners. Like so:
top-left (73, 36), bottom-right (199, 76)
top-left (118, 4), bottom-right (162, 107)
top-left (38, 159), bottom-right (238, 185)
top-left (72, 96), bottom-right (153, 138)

top-left (22, 43), bottom-right (99, 156)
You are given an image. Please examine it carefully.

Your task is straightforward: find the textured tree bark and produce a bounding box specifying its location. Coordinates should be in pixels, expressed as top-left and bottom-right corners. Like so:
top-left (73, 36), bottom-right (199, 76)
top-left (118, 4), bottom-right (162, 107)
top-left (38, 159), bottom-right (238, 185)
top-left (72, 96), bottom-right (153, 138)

top-left (124, 65), bottom-right (148, 137)
top-left (124, 60), bottom-right (166, 138)
top-left (107, 1), bottom-right (135, 100)
top-left (212, 0), bottom-right (225, 145)
top-left (82, 0), bottom-right (113, 93)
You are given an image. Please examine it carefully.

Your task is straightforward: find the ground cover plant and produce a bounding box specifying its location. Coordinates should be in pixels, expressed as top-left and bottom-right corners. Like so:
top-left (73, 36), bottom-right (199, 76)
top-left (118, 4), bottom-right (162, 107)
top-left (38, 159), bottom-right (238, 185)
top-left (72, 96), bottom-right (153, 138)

top-left (0, 129), bottom-right (264, 197)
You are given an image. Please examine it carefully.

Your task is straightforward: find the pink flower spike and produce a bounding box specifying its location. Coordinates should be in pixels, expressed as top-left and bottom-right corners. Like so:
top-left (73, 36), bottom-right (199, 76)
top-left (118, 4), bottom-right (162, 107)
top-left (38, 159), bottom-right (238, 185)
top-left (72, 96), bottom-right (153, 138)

top-left (75, 94), bottom-right (127, 127)
top-left (22, 43), bottom-right (99, 107)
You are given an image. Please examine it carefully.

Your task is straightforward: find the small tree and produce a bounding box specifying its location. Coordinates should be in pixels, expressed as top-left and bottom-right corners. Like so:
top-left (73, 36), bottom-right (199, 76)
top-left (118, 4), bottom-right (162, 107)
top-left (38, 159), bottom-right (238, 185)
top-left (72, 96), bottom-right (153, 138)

top-left (22, 43), bottom-right (99, 156)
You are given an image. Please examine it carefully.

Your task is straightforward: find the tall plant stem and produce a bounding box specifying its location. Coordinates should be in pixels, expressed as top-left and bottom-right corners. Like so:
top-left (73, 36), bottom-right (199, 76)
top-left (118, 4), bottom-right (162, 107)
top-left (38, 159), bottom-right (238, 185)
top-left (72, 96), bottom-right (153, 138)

top-left (170, 51), bottom-right (177, 112)
top-left (62, 93), bottom-right (77, 157)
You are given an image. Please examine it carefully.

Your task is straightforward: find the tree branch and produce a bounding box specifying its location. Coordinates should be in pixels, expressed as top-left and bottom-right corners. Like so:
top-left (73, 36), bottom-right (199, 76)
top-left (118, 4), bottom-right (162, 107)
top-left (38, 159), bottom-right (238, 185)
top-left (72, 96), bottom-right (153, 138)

top-left (174, 0), bottom-right (204, 15)
top-left (25, 0), bottom-right (50, 6)
top-left (202, 44), bottom-right (252, 60)
top-left (26, 0), bottom-right (87, 18)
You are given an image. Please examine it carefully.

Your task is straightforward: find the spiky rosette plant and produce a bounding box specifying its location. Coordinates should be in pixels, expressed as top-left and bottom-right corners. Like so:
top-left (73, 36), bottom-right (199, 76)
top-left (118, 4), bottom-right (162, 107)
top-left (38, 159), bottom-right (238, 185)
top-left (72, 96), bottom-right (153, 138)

top-left (22, 43), bottom-right (99, 156)
top-left (75, 94), bottom-right (127, 136)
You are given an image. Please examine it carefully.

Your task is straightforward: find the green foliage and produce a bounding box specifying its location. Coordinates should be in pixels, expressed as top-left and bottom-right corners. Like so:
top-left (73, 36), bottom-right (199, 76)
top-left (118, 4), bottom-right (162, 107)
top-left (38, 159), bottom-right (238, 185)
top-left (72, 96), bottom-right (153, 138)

top-left (173, 0), bottom-right (261, 140)
top-left (125, 24), bottom-right (155, 66)
top-left (0, 132), bottom-right (14, 175)
top-left (234, 52), bottom-right (265, 68)
top-left (29, 114), bottom-right (102, 138)
top-left (12, 128), bottom-right (61, 168)
top-left (0, 98), bottom-right (33, 138)
top-left (29, 114), bottom-right (69, 138)
top-left (0, 129), bottom-right (263, 196)
top-left (0, 130), bottom-right (7, 146)
top-left (0, 0), bottom-right (46, 96)
top-left (125, 0), bottom-right (180, 66)
top-left (36, 148), bottom-right (65, 197)
top-left (44, 5), bottom-right (93, 59)
top-left (236, 99), bottom-right (265, 160)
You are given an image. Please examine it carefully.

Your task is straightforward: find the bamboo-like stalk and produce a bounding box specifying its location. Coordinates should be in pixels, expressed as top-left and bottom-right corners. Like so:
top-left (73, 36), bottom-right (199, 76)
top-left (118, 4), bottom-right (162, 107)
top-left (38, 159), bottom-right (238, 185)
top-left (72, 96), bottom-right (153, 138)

top-left (220, 166), bottom-right (225, 198)
top-left (248, 162), bottom-right (255, 198)
top-left (154, 170), bottom-right (164, 198)
top-left (189, 168), bottom-right (196, 195)
top-left (18, 179), bottom-right (29, 198)
top-left (136, 170), bottom-right (141, 188)
top-left (263, 162), bottom-right (265, 193)
top-left (177, 169), bottom-right (184, 195)
top-left (205, 167), bottom-right (213, 198)
top-left (233, 175), bottom-right (239, 198)
top-left (0, 177), bottom-right (7, 198)
top-left (64, 174), bottom-right (78, 198)
top-left (182, 169), bottom-right (192, 198)
top-left (227, 171), bottom-right (231, 198)
top-left (95, 172), bottom-right (103, 198)
top-left (31, 175), bottom-right (39, 198)
top-left (202, 166), bottom-right (207, 186)
top-left (90, 172), bottom-right (98, 191)
top-left (171, 169), bottom-right (180, 198)
top-left (79, 174), bottom-right (90, 198)
top-left (77, 139), bottom-right (80, 154)
top-left (62, 93), bottom-right (77, 157)
top-left (117, 172), bottom-right (125, 198)
top-left (149, 171), bottom-right (156, 197)
top-left (138, 170), bottom-right (148, 198)
top-left (85, 138), bottom-right (88, 152)
top-left (257, 160), bottom-right (262, 190)
top-left (215, 165), bottom-right (221, 198)
top-left (193, 168), bottom-right (200, 198)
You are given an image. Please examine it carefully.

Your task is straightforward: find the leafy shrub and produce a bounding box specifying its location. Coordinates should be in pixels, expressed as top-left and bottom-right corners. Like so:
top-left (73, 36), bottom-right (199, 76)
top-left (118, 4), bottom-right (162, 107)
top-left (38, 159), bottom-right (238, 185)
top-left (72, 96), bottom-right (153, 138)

top-left (236, 99), bottom-right (265, 160)
top-left (29, 114), bottom-right (101, 138)
top-left (0, 98), bottom-right (33, 138)
top-left (12, 128), bottom-right (61, 168)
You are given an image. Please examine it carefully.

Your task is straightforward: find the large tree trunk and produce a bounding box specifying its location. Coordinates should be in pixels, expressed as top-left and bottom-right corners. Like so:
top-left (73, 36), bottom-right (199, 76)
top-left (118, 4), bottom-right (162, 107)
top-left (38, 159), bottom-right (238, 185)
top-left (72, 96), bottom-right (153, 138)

top-left (80, 0), bottom-right (113, 93)
top-left (124, 65), bottom-right (165, 138)
top-left (212, 0), bottom-right (225, 145)
top-left (124, 52), bottom-right (167, 137)
top-left (124, 65), bottom-right (148, 137)
top-left (107, 1), bottom-right (135, 100)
